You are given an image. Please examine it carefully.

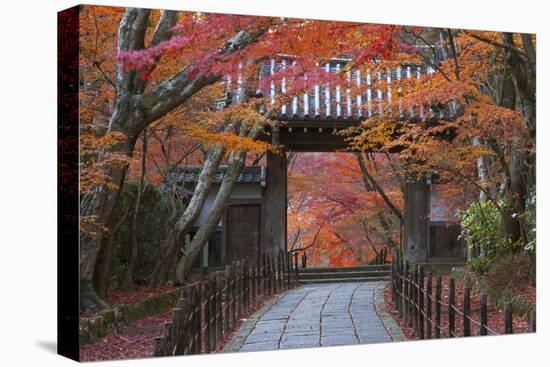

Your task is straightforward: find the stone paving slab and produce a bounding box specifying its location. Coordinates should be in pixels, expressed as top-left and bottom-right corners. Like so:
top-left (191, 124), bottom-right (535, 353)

top-left (223, 281), bottom-right (408, 353)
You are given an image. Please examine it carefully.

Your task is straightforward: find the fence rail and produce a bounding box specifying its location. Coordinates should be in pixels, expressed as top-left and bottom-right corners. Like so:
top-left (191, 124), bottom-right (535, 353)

top-left (369, 247), bottom-right (390, 265)
top-left (390, 249), bottom-right (536, 340)
top-left (153, 250), bottom-right (299, 356)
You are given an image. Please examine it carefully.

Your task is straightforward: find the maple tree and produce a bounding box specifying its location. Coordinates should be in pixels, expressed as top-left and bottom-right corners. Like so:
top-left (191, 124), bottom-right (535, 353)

top-left (79, 6), bottom-right (415, 311)
top-left (78, 5), bottom-right (535, 313)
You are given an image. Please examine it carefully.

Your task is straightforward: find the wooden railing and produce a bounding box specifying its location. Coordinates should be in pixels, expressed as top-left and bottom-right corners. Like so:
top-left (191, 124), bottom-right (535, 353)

top-left (390, 249), bottom-right (536, 339)
top-left (153, 250), bottom-right (299, 356)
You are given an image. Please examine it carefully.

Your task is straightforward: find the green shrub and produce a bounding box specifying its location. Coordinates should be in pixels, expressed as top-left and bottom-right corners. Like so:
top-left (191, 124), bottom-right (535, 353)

top-left (467, 255), bottom-right (493, 274)
top-left (460, 200), bottom-right (508, 259)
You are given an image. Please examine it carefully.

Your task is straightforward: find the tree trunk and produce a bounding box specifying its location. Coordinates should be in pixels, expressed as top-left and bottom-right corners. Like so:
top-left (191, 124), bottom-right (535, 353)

top-left (79, 7), bottom-right (266, 311)
top-left (174, 149), bottom-right (248, 282)
top-left (93, 208), bottom-right (129, 300)
top-left (174, 126), bottom-right (263, 282)
top-left (80, 132), bottom-right (135, 312)
top-left (124, 131), bottom-right (148, 290)
top-left (148, 144), bottom-right (226, 286)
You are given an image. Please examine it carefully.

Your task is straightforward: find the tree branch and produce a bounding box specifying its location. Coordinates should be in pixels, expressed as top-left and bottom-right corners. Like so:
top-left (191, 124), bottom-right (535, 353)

top-left (463, 31), bottom-right (528, 62)
top-left (356, 153), bottom-right (403, 224)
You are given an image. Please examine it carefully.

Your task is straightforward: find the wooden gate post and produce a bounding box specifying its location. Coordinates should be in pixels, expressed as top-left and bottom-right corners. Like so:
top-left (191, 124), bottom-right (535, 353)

top-left (435, 275), bottom-right (442, 338)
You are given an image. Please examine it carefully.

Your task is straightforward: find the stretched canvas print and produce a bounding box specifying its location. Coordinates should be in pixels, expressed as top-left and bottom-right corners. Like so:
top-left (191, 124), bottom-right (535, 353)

top-left (58, 3), bottom-right (537, 362)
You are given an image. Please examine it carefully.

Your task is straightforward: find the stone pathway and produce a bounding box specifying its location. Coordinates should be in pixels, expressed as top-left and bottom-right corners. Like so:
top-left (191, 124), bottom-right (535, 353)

top-left (224, 281), bottom-right (407, 353)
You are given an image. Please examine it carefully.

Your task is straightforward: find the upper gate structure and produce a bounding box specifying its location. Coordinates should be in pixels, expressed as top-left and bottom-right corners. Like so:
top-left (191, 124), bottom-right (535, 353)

top-left (219, 58), bottom-right (445, 151)
top-left (215, 58), bottom-right (459, 265)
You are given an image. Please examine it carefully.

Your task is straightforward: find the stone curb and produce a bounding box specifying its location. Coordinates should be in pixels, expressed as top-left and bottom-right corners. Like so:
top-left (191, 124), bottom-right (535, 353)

top-left (222, 291), bottom-right (291, 353)
top-left (373, 282), bottom-right (408, 342)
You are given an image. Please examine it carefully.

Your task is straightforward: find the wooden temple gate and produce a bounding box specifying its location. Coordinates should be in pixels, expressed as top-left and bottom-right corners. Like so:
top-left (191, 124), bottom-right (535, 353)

top-left (220, 58), bottom-right (463, 265)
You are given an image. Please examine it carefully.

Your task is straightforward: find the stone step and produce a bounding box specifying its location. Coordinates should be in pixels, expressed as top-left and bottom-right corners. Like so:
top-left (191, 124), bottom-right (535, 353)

top-left (298, 276), bottom-right (391, 284)
top-left (298, 270), bottom-right (391, 280)
top-left (298, 264), bottom-right (391, 274)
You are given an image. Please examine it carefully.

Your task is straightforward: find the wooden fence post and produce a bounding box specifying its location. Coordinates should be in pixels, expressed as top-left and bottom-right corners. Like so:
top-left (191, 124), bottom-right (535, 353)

top-left (294, 252), bottom-right (299, 286)
top-left (480, 293), bottom-right (488, 336)
top-left (448, 278), bottom-right (455, 338)
top-left (504, 302), bottom-right (513, 334)
top-left (257, 257), bottom-right (263, 296)
top-left (179, 287), bottom-right (190, 355)
top-left (418, 265), bottom-right (424, 339)
top-left (171, 305), bottom-right (183, 355)
top-left (243, 258), bottom-right (250, 314)
top-left (265, 253), bottom-right (273, 296)
top-left (153, 336), bottom-right (161, 357)
top-left (285, 252), bottom-right (292, 289)
top-left (279, 251), bottom-right (284, 292)
top-left (211, 274), bottom-right (218, 349)
top-left (273, 253), bottom-right (278, 294)
top-left (265, 254), bottom-right (270, 294)
top-left (224, 265), bottom-right (231, 334)
top-left (435, 275), bottom-right (442, 339)
top-left (204, 278), bottom-right (211, 353)
top-left (403, 261), bottom-right (409, 324)
top-left (252, 257), bottom-right (257, 305)
top-left (412, 267), bottom-right (418, 332)
top-left (463, 285), bottom-right (470, 337)
top-left (426, 270), bottom-right (432, 339)
top-left (162, 321), bottom-right (173, 355)
top-left (193, 284), bottom-right (201, 354)
top-left (216, 272), bottom-right (223, 342)
top-left (271, 253), bottom-right (276, 294)
top-left (397, 258), bottom-right (402, 318)
top-left (233, 262), bottom-right (239, 325)
top-left (247, 259), bottom-right (251, 313)
top-left (239, 260), bottom-right (245, 317)
top-left (408, 267), bottom-right (414, 328)
top-left (530, 309), bottom-right (536, 332)
top-left (391, 248), bottom-right (397, 303)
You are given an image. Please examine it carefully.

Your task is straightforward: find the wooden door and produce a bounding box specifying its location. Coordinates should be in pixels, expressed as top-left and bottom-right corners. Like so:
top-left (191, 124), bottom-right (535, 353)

top-left (226, 204), bottom-right (261, 261)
